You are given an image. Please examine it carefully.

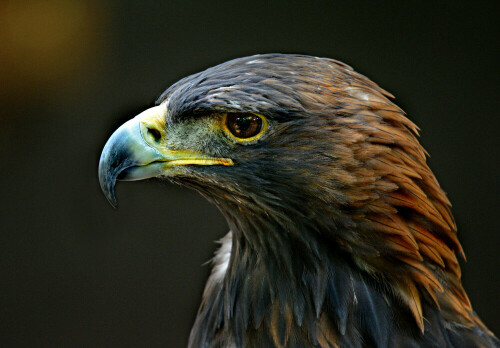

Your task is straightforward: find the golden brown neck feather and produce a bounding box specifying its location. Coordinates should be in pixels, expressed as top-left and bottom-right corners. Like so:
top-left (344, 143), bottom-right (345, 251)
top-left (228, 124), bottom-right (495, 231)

top-left (323, 73), bottom-right (489, 333)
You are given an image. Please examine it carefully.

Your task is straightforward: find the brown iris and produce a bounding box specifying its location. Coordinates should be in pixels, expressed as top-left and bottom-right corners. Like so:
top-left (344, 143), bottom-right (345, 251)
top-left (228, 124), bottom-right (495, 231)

top-left (225, 113), bottom-right (264, 139)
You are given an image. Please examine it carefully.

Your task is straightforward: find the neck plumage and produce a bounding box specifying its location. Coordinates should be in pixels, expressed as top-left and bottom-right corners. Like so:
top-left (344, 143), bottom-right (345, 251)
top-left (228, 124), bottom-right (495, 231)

top-left (188, 210), bottom-right (497, 348)
top-left (189, 213), bottom-right (411, 347)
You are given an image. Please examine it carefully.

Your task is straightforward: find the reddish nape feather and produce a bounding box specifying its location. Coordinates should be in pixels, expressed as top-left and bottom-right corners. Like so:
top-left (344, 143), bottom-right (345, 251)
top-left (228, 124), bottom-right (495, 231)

top-left (316, 66), bottom-right (486, 333)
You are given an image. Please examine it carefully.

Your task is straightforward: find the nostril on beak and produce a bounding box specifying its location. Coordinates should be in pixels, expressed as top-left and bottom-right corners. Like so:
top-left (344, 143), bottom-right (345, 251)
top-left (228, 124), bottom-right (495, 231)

top-left (147, 127), bottom-right (162, 143)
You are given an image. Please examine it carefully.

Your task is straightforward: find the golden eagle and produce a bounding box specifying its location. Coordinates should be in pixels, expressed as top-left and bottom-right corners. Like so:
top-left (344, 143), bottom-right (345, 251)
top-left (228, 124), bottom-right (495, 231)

top-left (98, 54), bottom-right (498, 347)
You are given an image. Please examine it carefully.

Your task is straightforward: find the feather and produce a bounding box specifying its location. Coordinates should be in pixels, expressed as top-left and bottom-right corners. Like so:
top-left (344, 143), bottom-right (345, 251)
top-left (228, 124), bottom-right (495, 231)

top-left (400, 282), bottom-right (424, 332)
top-left (357, 280), bottom-right (390, 347)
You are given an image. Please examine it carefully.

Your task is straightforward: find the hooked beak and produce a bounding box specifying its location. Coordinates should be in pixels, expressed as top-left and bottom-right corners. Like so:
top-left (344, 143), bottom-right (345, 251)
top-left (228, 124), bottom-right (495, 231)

top-left (98, 104), bottom-right (233, 207)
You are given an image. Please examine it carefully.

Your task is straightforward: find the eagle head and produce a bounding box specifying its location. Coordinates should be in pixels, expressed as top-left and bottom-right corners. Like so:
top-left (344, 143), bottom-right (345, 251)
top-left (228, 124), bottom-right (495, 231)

top-left (98, 54), bottom-right (497, 347)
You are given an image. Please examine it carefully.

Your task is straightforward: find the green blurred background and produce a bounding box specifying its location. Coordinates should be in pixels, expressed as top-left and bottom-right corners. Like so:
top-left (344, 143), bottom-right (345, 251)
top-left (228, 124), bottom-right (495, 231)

top-left (1, 1), bottom-right (498, 346)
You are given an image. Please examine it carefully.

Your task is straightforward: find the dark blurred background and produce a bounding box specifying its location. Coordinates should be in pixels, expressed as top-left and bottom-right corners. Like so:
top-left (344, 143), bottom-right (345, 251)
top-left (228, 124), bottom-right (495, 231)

top-left (0, 1), bottom-right (498, 346)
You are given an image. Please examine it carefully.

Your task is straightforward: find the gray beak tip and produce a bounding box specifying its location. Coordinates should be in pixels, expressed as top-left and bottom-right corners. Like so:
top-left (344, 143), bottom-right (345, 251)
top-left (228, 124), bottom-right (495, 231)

top-left (98, 165), bottom-right (119, 208)
top-left (105, 190), bottom-right (118, 208)
top-left (98, 137), bottom-right (125, 209)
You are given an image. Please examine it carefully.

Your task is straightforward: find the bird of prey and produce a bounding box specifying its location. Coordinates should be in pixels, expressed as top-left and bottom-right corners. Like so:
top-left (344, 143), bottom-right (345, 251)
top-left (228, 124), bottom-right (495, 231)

top-left (98, 54), bottom-right (498, 347)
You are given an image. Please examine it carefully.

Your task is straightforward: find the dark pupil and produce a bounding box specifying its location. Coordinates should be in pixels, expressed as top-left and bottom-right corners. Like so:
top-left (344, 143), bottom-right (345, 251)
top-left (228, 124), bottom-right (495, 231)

top-left (227, 113), bottom-right (262, 138)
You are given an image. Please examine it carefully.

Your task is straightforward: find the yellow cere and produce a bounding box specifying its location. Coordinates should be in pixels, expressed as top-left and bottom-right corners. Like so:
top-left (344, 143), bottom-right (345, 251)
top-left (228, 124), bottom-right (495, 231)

top-left (138, 104), bottom-right (168, 146)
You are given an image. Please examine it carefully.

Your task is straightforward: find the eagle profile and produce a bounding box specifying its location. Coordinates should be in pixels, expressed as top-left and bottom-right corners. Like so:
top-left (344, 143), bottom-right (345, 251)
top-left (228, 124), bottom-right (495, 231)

top-left (98, 54), bottom-right (498, 347)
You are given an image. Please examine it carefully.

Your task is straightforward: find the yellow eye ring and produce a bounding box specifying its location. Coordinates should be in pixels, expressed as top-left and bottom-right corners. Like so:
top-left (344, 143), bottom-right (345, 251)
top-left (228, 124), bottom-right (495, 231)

top-left (221, 112), bottom-right (268, 143)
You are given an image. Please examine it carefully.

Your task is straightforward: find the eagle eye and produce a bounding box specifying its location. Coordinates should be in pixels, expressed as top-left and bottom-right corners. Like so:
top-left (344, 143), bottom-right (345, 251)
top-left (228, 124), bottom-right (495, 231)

top-left (222, 112), bottom-right (267, 142)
